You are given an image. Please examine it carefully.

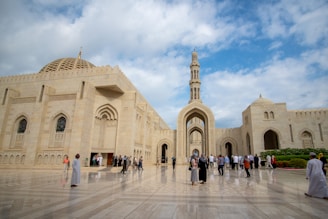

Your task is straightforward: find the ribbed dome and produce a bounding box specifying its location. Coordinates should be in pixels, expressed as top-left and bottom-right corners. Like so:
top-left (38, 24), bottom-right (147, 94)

top-left (39, 57), bottom-right (95, 73)
top-left (251, 95), bottom-right (274, 105)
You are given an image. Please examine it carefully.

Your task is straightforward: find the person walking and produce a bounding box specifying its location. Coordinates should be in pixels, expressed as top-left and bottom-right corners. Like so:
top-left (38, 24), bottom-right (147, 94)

top-left (172, 156), bottom-right (176, 170)
top-left (266, 155), bottom-right (273, 168)
top-left (305, 152), bottom-right (328, 199)
top-left (271, 155), bottom-right (277, 169)
top-left (190, 155), bottom-right (198, 186)
top-left (71, 154), bottom-right (81, 187)
top-left (138, 156), bottom-right (143, 170)
top-left (217, 154), bottom-right (225, 176)
top-left (254, 154), bottom-right (259, 169)
top-left (198, 154), bottom-right (207, 184)
top-left (318, 153), bottom-right (327, 176)
top-left (63, 155), bottom-right (70, 173)
top-left (249, 154), bottom-right (254, 169)
top-left (244, 155), bottom-right (251, 177)
top-left (121, 155), bottom-right (127, 174)
top-left (233, 155), bottom-right (239, 170)
top-left (224, 155), bottom-right (230, 169)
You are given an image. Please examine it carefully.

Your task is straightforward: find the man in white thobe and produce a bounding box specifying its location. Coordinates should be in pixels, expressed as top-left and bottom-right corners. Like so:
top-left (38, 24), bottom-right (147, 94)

top-left (71, 154), bottom-right (81, 187)
top-left (305, 152), bottom-right (328, 199)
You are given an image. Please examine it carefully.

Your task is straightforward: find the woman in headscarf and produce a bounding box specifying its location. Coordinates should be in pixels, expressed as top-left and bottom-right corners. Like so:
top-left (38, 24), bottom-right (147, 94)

top-left (190, 155), bottom-right (198, 186)
top-left (198, 154), bottom-right (207, 184)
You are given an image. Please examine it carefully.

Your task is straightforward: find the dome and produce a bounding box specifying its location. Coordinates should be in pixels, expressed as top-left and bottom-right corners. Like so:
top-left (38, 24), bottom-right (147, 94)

top-left (39, 57), bottom-right (95, 73)
top-left (251, 94), bottom-right (274, 105)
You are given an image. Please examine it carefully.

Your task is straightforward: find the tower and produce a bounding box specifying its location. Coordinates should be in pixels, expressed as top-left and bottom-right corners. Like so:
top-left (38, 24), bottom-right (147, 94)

top-left (189, 50), bottom-right (202, 103)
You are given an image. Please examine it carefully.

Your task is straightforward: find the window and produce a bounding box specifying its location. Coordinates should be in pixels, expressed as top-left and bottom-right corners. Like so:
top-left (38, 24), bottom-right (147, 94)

top-left (56, 117), bottom-right (66, 132)
top-left (17, 119), bottom-right (27, 133)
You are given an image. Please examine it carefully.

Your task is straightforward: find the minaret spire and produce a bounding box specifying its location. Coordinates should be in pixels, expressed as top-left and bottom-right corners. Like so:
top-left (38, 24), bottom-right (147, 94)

top-left (77, 47), bottom-right (82, 59)
top-left (189, 50), bottom-right (202, 103)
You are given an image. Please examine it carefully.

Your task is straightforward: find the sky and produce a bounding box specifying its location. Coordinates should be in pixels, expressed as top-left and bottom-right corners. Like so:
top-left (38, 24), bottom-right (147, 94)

top-left (0, 0), bottom-right (327, 129)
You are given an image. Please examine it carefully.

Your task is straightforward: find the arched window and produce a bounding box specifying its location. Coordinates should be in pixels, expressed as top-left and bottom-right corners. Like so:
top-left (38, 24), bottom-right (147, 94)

top-left (17, 119), bottom-right (27, 133)
top-left (56, 117), bottom-right (66, 132)
top-left (270, 111), bottom-right (274, 119)
top-left (264, 112), bottom-right (269, 119)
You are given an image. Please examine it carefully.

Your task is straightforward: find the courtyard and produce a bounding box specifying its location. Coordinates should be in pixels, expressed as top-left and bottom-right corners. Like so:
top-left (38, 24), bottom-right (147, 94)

top-left (0, 165), bottom-right (327, 219)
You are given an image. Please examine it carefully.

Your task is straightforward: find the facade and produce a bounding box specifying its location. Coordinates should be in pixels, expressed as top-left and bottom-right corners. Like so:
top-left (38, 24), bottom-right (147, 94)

top-left (0, 52), bottom-right (327, 168)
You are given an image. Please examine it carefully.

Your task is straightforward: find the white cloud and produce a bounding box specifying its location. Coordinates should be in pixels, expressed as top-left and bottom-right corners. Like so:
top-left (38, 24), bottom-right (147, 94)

top-left (258, 0), bottom-right (328, 45)
top-left (0, 0), bottom-right (327, 129)
top-left (202, 48), bottom-right (328, 128)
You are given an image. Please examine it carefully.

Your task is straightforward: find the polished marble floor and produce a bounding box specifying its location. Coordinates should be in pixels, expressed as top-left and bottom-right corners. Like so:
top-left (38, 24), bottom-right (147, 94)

top-left (0, 165), bottom-right (327, 219)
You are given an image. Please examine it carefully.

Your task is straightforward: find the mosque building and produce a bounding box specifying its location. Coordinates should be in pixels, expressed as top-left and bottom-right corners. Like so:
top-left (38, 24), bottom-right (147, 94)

top-left (0, 51), bottom-right (327, 168)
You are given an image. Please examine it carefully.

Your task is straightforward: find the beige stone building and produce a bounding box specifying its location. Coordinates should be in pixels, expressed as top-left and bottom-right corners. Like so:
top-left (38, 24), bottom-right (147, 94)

top-left (0, 51), bottom-right (327, 168)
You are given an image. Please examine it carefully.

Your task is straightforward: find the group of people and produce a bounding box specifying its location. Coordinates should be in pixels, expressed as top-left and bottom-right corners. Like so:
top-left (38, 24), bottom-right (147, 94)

top-left (65, 151), bottom-right (328, 200)
top-left (189, 153), bottom-right (253, 186)
top-left (62, 154), bottom-right (81, 188)
top-left (305, 152), bottom-right (328, 199)
top-left (118, 155), bottom-right (144, 174)
top-left (113, 155), bottom-right (144, 173)
top-left (91, 154), bottom-right (103, 166)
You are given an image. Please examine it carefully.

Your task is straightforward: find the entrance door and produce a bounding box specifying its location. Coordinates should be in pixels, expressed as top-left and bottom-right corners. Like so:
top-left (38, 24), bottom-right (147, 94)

top-left (107, 153), bottom-right (113, 166)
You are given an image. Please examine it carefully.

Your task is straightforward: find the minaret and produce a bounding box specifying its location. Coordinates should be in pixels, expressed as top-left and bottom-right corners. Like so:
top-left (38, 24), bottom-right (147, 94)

top-left (189, 50), bottom-right (202, 103)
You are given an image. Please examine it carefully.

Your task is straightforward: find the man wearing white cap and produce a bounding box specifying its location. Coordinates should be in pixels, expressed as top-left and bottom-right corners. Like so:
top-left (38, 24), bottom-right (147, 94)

top-left (305, 152), bottom-right (328, 199)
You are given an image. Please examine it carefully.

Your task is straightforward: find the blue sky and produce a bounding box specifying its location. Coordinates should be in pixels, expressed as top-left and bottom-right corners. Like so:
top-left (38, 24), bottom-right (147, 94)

top-left (0, 0), bottom-right (327, 129)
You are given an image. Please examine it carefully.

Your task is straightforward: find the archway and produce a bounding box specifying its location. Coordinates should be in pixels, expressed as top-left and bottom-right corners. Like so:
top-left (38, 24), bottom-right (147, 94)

top-left (192, 149), bottom-right (200, 157)
top-left (186, 112), bottom-right (207, 157)
top-left (161, 144), bottom-right (168, 163)
top-left (264, 130), bottom-right (279, 150)
top-left (301, 131), bottom-right (313, 148)
top-left (225, 142), bottom-right (232, 157)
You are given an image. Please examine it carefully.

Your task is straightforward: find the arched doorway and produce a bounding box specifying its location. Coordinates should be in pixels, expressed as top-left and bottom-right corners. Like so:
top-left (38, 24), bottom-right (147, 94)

top-left (301, 131), bottom-right (313, 148)
top-left (161, 144), bottom-right (168, 163)
top-left (264, 130), bottom-right (279, 150)
top-left (225, 142), bottom-right (232, 157)
top-left (186, 114), bottom-right (207, 157)
top-left (192, 149), bottom-right (200, 157)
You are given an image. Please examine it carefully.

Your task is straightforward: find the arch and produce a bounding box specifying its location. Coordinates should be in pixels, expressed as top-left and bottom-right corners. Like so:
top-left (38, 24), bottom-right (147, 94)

top-left (15, 155), bottom-right (20, 164)
top-left (219, 137), bottom-right (239, 156)
top-left (264, 130), bottom-right (279, 150)
top-left (10, 115), bottom-right (29, 148)
top-left (56, 116), bottom-right (66, 132)
top-left (299, 129), bottom-right (314, 148)
top-left (51, 111), bottom-right (70, 126)
top-left (270, 111), bottom-right (274, 119)
top-left (17, 118), bottom-right (27, 133)
top-left (192, 149), bottom-right (200, 157)
top-left (20, 155), bottom-right (25, 164)
top-left (50, 113), bottom-right (69, 148)
top-left (95, 104), bottom-right (118, 120)
top-left (264, 112), bottom-right (269, 119)
top-left (157, 138), bottom-right (173, 164)
top-left (161, 144), bottom-right (168, 163)
top-left (177, 102), bottom-right (215, 164)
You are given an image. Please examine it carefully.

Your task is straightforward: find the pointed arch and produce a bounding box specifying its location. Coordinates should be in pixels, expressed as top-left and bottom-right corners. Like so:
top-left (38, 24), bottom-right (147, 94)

top-left (264, 129), bottom-right (279, 150)
top-left (299, 129), bottom-right (314, 148)
top-left (219, 137), bottom-right (239, 156)
top-left (177, 102), bottom-right (215, 163)
top-left (92, 104), bottom-right (119, 150)
top-left (95, 104), bottom-right (118, 120)
top-left (10, 114), bottom-right (29, 148)
top-left (157, 138), bottom-right (173, 164)
top-left (49, 112), bottom-right (69, 148)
